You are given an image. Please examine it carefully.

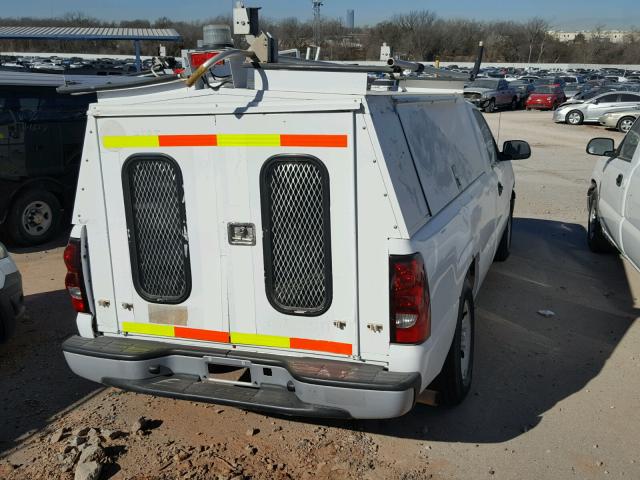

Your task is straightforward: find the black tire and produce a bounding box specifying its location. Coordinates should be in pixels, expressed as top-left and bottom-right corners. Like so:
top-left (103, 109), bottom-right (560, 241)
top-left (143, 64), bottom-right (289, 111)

top-left (618, 116), bottom-right (636, 134)
top-left (494, 201), bottom-right (514, 262)
top-left (484, 99), bottom-right (496, 113)
top-left (566, 110), bottom-right (584, 125)
top-left (587, 191), bottom-right (615, 253)
top-left (437, 281), bottom-right (475, 407)
top-left (510, 98), bottom-right (518, 110)
top-left (7, 189), bottom-right (62, 246)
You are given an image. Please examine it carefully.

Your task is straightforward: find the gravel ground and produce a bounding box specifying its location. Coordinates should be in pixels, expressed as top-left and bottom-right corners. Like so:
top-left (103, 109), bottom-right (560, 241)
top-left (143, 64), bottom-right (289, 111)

top-left (1, 110), bottom-right (639, 480)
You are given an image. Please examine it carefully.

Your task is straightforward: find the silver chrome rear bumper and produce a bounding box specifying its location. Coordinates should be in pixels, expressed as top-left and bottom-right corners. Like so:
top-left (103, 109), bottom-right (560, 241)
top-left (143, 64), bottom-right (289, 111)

top-left (63, 335), bottom-right (419, 419)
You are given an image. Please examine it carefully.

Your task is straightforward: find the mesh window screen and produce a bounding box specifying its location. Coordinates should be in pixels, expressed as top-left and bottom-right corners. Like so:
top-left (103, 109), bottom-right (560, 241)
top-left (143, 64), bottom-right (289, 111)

top-left (123, 155), bottom-right (191, 303)
top-left (261, 156), bottom-right (332, 315)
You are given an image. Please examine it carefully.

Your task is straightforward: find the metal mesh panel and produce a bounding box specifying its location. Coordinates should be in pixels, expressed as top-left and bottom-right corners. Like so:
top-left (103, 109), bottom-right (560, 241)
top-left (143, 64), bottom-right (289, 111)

top-left (262, 157), bottom-right (331, 314)
top-left (124, 156), bottom-right (190, 303)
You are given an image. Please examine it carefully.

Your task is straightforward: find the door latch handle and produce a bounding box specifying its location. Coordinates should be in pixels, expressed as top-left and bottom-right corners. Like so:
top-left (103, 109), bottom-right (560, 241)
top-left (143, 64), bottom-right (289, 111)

top-left (498, 182), bottom-right (504, 196)
top-left (616, 174), bottom-right (624, 187)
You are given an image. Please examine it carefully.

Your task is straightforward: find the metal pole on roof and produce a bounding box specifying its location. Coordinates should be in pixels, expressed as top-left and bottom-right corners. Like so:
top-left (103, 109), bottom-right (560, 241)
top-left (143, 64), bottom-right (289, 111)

top-left (134, 40), bottom-right (142, 72)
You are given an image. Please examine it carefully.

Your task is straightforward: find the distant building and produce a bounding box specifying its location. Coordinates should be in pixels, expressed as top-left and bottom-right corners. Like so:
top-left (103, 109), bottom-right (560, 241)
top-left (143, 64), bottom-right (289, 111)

top-left (346, 10), bottom-right (355, 30)
top-left (549, 30), bottom-right (629, 44)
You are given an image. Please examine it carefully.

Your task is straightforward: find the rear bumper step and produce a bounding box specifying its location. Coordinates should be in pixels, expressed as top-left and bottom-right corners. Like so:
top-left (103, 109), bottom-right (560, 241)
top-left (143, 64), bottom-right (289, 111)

top-left (105, 375), bottom-right (350, 418)
top-left (63, 335), bottom-right (421, 419)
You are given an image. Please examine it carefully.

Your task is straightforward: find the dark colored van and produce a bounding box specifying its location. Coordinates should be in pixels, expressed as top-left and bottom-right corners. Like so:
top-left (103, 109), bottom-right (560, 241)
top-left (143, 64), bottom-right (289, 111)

top-left (0, 85), bottom-right (95, 245)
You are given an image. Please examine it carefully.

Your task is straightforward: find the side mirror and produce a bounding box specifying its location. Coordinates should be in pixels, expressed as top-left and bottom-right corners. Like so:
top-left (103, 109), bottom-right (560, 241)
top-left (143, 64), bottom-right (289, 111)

top-left (587, 138), bottom-right (615, 156)
top-left (501, 140), bottom-right (531, 161)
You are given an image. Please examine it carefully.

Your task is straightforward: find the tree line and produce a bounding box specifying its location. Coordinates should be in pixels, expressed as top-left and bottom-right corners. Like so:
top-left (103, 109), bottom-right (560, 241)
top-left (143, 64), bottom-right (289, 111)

top-left (1, 11), bottom-right (639, 65)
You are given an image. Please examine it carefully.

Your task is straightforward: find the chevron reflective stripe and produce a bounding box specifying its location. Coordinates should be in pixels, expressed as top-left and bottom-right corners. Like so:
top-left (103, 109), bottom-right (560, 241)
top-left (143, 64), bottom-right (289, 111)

top-left (121, 322), bottom-right (352, 355)
top-left (103, 134), bottom-right (348, 149)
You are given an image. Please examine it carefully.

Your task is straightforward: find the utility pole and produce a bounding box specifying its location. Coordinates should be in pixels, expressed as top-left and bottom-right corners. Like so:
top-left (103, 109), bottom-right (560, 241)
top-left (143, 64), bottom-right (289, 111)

top-left (312, 1), bottom-right (323, 45)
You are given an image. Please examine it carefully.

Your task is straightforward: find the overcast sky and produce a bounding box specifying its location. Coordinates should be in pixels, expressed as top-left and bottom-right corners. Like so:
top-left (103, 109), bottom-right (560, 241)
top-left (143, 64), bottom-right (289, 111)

top-left (3, 0), bottom-right (639, 30)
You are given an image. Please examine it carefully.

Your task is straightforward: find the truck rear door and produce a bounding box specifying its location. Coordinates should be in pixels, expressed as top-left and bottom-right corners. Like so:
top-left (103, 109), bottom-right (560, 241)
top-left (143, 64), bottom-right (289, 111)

top-left (97, 111), bottom-right (358, 359)
top-left (217, 112), bottom-right (358, 357)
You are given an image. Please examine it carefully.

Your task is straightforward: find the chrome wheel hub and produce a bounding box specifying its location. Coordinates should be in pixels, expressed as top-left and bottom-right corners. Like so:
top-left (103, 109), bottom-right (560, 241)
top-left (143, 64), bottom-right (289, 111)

top-left (22, 201), bottom-right (53, 236)
top-left (621, 120), bottom-right (634, 133)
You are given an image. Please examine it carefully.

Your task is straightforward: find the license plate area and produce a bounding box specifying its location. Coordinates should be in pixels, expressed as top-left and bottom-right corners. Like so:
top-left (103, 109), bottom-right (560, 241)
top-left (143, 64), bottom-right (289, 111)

top-left (207, 364), bottom-right (252, 383)
top-left (203, 356), bottom-right (257, 388)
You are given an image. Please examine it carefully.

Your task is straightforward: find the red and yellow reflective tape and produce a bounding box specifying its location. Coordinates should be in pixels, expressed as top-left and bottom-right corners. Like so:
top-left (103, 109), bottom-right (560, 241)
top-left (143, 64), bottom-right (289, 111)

top-left (121, 322), bottom-right (352, 355)
top-left (103, 133), bottom-right (348, 149)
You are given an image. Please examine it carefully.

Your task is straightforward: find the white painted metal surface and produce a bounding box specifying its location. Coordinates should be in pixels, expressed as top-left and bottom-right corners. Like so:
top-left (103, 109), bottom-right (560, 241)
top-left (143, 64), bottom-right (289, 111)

top-left (67, 65), bottom-right (519, 411)
top-left (594, 120), bottom-right (640, 270)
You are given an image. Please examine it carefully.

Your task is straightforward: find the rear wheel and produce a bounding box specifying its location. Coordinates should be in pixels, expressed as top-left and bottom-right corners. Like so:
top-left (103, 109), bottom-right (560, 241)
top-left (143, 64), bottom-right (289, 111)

top-left (437, 281), bottom-right (475, 406)
top-left (7, 189), bottom-right (62, 246)
top-left (587, 191), bottom-right (615, 253)
top-left (510, 98), bottom-right (518, 110)
top-left (566, 110), bottom-right (584, 125)
top-left (484, 99), bottom-right (496, 113)
top-left (618, 116), bottom-right (636, 133)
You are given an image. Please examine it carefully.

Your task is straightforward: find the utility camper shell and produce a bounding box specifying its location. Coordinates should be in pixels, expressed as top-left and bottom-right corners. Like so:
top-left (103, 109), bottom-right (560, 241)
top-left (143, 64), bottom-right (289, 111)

top-left (62, 57), bottom-right (529, 419)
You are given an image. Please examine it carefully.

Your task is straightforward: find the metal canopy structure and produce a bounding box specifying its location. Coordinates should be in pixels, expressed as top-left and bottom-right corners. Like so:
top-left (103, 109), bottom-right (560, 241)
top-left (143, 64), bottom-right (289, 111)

top-left (0, 26), bottom-right (182, 71)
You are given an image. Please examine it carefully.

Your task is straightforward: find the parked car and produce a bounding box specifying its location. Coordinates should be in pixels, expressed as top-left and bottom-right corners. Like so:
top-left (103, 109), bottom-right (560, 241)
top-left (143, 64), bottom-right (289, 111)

top-left (586, 121), bottom-right (640, 266)
top-left (599, 109), bottom-right (640, 133)
top-left (0, 241), bottom-right (24, 342)
top-left (510, 80), bottom-right (536, 107)
top-left (554, 91), bottom-right (640, 125)
top-left (561, 75), bottom-right (586, 86)
top-left (534, 76), bottom-right (566, 88)
top-left (518, 75), bottom-right (539, 83)
top-left (526, 85), bottom-right (567, 111)
top-left (0, 83), bottom-right (96, 245)
top-left (61, 64), bottom-right (531, 419)
top-left (463, 78), bottom-right (519, 112)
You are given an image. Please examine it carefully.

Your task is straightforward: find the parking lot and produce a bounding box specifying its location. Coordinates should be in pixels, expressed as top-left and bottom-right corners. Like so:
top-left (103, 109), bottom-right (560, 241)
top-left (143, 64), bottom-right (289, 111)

top-left (1, 110), bottom-right (639, 479)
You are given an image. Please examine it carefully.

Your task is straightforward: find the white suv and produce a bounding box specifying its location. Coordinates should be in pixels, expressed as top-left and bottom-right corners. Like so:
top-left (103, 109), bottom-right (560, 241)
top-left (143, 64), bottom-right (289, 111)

top-left (587, 119), bottom-right (640, 265)
top-left (61, 62), bottom-right (530, 419)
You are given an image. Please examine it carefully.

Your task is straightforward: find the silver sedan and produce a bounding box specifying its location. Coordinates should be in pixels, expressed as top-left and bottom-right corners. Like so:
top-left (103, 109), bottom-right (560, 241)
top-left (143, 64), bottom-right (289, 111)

top-left (599, 109), bottom-right (640, 133)
top-left (554, 91), bottom-right (640, 125)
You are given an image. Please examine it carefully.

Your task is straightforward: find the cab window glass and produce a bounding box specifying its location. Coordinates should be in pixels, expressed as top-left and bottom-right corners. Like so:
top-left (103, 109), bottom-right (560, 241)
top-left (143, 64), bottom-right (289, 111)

top-left (618, 126), bottom-right (640, 162)
top-left (619, 94), bottom-right (640, 103)
top-left (5, 88), bottom-right (41, 121)
top-left (472, 110), bottom-right (499, 165)
top-left (599, 94), bottom-right (619, 103)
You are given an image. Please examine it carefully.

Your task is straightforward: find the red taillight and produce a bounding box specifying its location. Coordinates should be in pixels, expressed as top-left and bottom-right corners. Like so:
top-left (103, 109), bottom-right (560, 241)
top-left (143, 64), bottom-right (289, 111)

top-left (390, 253), bottom-right (431, 344)
top-left (64, 239), bottom-right (89, 314)
top-left (190, 51), bottom-right (223, 69)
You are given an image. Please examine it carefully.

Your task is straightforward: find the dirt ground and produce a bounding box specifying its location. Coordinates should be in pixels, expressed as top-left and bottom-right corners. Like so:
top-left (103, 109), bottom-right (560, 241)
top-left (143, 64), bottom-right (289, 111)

top-left (1, 110), bottom-right (639, 480)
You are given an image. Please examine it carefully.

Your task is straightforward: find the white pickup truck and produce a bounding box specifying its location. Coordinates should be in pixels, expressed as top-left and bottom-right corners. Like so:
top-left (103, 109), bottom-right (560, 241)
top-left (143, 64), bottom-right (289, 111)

top-left (60, 53), bottom-right (530, 419)
top-left (586, 120), bottom-right (640, 267)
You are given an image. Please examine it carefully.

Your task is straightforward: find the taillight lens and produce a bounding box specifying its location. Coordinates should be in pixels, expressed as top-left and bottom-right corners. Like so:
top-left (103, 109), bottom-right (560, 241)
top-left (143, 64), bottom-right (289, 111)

top-left (389, 253), bottom-right (431, 344)
top-left (64, 239), bottom-right (89, 313)
top-left (190, 51), bottom-right (223, 69)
